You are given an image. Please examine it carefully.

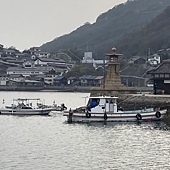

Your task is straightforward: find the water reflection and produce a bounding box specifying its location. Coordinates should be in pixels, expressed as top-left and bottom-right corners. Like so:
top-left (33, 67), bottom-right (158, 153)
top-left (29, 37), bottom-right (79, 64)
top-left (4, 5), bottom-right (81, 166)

top-left (1, 91), bottom-right (170, 170)
top-left (66, 120), bottom-right (170, 131)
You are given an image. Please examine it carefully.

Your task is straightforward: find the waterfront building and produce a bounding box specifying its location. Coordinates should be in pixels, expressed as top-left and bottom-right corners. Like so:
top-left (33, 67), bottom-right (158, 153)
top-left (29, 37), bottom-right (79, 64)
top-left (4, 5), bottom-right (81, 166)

top-left (148, 60), bottom-right (170, 94)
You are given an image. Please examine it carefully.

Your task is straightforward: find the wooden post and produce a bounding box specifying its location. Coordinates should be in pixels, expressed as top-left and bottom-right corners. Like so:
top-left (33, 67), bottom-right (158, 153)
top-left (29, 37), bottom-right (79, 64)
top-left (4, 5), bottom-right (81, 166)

top-left (163, 106), bottom-right (170, 126)
top-left (68, 108), bottom-right (73, 123)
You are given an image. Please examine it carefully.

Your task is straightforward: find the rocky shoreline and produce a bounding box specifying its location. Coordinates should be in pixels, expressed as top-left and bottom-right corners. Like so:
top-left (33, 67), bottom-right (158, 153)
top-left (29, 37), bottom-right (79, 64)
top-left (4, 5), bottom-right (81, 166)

top-left (117, 93), bottom-right (170, 110)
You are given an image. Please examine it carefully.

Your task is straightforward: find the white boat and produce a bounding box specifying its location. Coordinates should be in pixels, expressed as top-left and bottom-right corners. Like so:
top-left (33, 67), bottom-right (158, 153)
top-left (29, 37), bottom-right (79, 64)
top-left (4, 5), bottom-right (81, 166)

top-left (0, 98), bottom-right (54, 116)
top-left (63, 96), bottom-right (167, 123)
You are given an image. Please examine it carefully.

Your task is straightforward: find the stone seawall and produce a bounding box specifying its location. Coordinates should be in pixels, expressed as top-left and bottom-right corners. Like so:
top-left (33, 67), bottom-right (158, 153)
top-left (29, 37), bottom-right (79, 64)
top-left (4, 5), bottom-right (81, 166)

top-left (163, 115), bottom-right (170, 126)
top-left (118, 94), bottom-right (170, 110)
top-left (0, 85), bottom-right (153, 93)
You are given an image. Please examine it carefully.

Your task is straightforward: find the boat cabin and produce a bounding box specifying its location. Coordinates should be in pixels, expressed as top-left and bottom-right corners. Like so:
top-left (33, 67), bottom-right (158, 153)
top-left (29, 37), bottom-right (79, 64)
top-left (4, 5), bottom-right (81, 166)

top-left (86, 96), bottom-right (118, 113)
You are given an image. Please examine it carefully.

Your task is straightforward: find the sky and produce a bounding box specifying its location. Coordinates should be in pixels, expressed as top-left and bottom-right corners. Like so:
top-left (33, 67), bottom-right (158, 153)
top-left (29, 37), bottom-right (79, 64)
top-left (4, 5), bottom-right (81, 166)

top-left (0, 0), bottom-right (126, 51)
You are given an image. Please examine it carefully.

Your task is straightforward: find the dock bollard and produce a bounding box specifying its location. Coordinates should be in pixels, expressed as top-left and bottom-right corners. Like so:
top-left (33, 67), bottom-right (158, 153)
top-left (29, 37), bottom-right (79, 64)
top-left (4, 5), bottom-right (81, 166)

top-left (68, 108), bottom-right (73, 123)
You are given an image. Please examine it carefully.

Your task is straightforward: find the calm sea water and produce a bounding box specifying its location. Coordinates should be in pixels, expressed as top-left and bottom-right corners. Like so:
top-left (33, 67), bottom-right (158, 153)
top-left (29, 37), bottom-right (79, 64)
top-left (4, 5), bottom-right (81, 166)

top-left (0, 91), bottom-right (170, 170)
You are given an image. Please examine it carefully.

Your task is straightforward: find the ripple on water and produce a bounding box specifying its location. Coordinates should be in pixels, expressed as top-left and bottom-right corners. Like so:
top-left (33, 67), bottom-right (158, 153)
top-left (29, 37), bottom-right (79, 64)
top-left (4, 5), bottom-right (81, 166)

top-left (0, 115), bottom-right (170, 170)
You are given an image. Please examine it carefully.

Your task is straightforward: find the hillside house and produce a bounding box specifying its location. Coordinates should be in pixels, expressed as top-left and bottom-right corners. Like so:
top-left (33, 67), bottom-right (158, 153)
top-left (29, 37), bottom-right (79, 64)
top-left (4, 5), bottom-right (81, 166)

top-left (38, 52), bottom-right (50, 58)
top-left (23, 61), bottom-right (34, 68)
top-left (44, 69), bottom-right (59, 85)
top-left (8, 79), bottom-right (43, 87)
top-left (82, 52), bottom-right (93, 64)
top-left (0, 76), bottom-right (9, 85)
top-left (67, 77), bottom-right (79, 85)
top-left (29, 47), bottom-right (41, 55)
top-left (128, 56), bottom-right (146, 64)
top-left (120, 64), bottom-right (149, 87)
top-left (93, 76), bottom-right (104, 86)
top-left (79, 75), bottom-right (96, 86)
top-left (147, 54), bottom-right (160, 66)
top-left (34, 58), bottom-right (65, 66)
top-left (6, 66), bottom-right (57, 77)
top-left (54, 76), bottom-right (67, 86)
top-left (8, 74), bottom-right (25, 81)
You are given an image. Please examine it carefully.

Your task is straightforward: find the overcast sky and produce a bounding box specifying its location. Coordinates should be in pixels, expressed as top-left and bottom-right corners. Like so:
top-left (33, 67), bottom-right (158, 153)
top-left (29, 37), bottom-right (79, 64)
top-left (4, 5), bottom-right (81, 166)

top-left (0, 0), bottom-right (126, 51)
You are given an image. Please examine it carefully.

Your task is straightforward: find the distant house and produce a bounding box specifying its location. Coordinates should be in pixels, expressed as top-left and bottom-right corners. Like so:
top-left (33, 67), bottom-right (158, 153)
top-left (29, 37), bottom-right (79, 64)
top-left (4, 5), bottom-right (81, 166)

top-left (0, 74), bottom-right (26, 86)
top-left (23, 61), bottom-right (34, 68)
top-left (121, 75), bottom-right (146, 87)
top-left (44, 69), bottom-right (59, 85)
top-left (147, 60), bottom-right (170, 94)
top-left (15, 53), bottom-right (31, 61)
top-left (93, 76), bottom-right (104, 86)
top-left (120, 64), bottom-right (149, 87)
top-left (8, 74), bottom-right (25, 81)
top-left (79, 75), bottom-right (96, 86)
top-left (81, 52), bottom-right (107, 69)
top-left (34, 58), bottom-right (66, 66)
top-left (6, 66), bottom-right (57, 77)
top-left (82, 52), bottom-right (94, 64)
top-left (29, 47), bottom-right (41, 55)
top-left (67, 77), bottom-right (79, 85)
top-left (30, 74), bottom-right (45, 81)
top-left (3, 48), bottom-right (16, 56)
top-left (147, 54), bottom-right (160, 66)
top-left (38, 52), bottom-right (50, 58)
top-left (53, 76), bottom-right (67, 86)
top-left (8, 79), bottom-right (43, 87)
top-left (129, 56), bottom-right (146, 64)
top-left (0, 76), bottom-right (9, 85)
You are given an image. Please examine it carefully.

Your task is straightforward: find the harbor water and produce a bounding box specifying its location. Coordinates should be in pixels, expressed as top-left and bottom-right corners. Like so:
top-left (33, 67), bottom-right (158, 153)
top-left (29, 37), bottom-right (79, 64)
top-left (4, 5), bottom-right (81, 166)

top-left (0, 91), bottom-right (170, 170)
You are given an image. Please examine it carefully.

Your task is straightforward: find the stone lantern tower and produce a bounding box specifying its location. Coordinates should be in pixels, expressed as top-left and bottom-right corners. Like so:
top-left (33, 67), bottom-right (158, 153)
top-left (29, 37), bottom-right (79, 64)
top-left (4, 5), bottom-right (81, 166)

top-left (91, 47), bottom-right (136, 96)
top-left (104, 47), bottom-right (122, 89)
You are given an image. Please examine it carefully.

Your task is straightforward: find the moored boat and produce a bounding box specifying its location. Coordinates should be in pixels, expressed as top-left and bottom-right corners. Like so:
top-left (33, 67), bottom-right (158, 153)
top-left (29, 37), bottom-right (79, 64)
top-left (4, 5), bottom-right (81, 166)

top-left (63, 96), bottom-right (167, 123)
top-left (0, 98), bottom-right (54, 116)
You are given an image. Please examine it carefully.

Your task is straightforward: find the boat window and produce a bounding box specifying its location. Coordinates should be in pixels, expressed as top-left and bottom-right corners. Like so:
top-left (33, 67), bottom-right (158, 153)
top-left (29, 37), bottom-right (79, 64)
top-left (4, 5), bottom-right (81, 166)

top-left (87, 98), bottom-right (99, 109)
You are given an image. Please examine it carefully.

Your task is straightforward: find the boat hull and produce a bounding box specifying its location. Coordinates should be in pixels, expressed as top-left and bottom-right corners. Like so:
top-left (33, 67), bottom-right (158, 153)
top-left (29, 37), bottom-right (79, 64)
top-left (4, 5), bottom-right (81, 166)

top-left (63, 110), bottom-right (167, 123)
top-left (0, 108), bottom-right (52, 116)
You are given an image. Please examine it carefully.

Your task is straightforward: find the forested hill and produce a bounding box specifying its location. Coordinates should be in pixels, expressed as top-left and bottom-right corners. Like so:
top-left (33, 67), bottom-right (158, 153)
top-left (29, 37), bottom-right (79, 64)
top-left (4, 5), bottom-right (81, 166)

top-left (40, 0), bottom-right (170, 59)
top-left (115, 5), bottom-right (170, 57)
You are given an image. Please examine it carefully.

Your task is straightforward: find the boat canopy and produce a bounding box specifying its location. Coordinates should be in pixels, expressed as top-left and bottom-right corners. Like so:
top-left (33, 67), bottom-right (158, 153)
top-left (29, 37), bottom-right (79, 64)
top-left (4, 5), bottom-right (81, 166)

top-left (86, 96), bottom-right (118, 113)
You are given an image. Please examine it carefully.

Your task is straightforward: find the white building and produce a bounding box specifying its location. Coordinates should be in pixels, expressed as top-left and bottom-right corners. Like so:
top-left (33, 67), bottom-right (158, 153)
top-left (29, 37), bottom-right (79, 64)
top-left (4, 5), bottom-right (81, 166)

top-left (82, 52), bottom-right (94, 64)
top-left (148, 54), bottom-right (160, 66)
top-left (81, 52), bottom-right (107, 69)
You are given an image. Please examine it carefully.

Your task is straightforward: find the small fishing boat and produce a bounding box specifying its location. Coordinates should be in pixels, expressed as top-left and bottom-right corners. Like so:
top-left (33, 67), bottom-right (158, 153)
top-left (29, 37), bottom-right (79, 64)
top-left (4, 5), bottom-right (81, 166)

top-left (0, 98), bottom-right (54, 116)
top-left (63, 96), bottom-right (167, 123)
top-left (52, 102), bottom-right (67, 112)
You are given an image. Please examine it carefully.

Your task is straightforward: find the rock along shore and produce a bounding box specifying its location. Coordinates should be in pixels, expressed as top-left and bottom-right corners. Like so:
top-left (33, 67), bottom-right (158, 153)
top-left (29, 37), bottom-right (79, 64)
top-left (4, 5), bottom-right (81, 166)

top-left (118, 93), bottom-right (170, 110)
